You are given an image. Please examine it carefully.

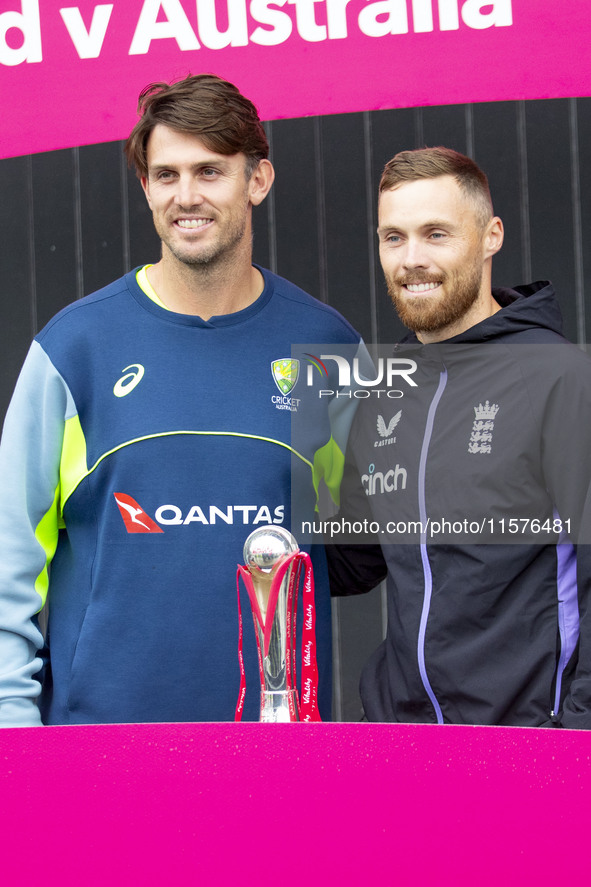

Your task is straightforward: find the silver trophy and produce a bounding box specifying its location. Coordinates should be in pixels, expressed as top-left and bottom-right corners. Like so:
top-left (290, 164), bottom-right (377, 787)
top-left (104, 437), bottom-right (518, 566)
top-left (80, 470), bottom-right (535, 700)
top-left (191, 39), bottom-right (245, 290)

top-left (237, 525), bottom-right (320, 722)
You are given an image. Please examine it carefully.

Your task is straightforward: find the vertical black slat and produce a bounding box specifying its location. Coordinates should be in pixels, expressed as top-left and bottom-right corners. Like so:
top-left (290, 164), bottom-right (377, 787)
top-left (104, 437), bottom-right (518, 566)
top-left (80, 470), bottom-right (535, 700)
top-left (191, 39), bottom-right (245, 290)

top-left (126, 163), bottom-right (161, 270)
top-left (331, 597), bottom-right (344, 721)
top-left (72, 147), bottom-right (84, 300)
top-left (568, 98), bottom-right (585, 345)
top-left (32, 149), bottom-right (79, 329)
top-left (525, 99), bottom-right (577, 343)
top-left (420, 103), bottom-right (468, 154)
top-left (320, 111), bottom-right (373, 341)
top-left (252, 196), bottom-right (271, 273)
top-left (269, 117), bottom-right (323, 300)
top-left (0, 155), bottom-right (35, 423)
top-left (516, 102), bottom-right (532, 284)
top-left (465, 105), bottom-right (475, 159)
top-left (574, 97), bottom-right (591, 344)
top-left (369, 107), bottom-right (418, 344)
top-left (314, 117), bottom-right (328, 304)
top-left (250, 114), bottom-right (274, 272)
top-left (78, 141), bottom-right (127, 296)
top-left (472, 101), bottom-right (524, 290)
top-left (336, 584), bottom-right (385, 721)
top-left (119, 145), bottom-right (131, 274)
top-left (251, 121), bottom-right (271, 273)
top-left (261, 120), bottom-right (277, 274)
top-left (363, 112), bottom-right (379, 344)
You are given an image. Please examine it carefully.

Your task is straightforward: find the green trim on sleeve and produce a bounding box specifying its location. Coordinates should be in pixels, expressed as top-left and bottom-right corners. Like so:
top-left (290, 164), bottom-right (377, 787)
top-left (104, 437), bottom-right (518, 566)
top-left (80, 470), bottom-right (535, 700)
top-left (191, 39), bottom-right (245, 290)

top-left (33, 485), bottom-right (61, 609)
top-left (312, 435), bottom-right (346, 508)
top-left (32, 414), bottom-right (89, 610)
top-left (60, 413), bottom-right (90, 507)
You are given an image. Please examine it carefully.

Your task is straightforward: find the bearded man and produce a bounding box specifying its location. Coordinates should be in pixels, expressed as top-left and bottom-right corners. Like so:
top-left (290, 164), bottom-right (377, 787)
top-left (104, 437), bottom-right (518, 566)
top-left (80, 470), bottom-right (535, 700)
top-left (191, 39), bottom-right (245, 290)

top-left (327, 147), bottom-right (591, 729)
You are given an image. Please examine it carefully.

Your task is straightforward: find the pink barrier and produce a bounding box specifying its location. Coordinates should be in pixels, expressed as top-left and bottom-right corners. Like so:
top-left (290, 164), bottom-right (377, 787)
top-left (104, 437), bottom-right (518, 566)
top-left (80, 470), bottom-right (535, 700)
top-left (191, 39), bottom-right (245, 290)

top-left (2, 0), bottom-right (591, 158)
top-left (1, 721), bottom-right (590, 883)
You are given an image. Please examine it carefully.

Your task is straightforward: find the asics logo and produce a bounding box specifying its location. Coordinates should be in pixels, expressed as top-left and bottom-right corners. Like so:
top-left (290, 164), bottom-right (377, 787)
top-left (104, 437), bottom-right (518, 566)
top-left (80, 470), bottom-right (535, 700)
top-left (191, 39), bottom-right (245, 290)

top-left (114, 364), bottom-right (145, 398)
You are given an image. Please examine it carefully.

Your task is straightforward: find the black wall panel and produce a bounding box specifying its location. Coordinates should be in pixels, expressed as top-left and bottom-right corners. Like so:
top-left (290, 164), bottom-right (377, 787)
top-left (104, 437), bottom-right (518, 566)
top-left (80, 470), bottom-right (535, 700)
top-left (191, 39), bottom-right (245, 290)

top-left (421, 103), bottom-right (469, 155)
top-left (577, 96), bottom-right (591, 343)
top-left (369, 106), bottom-right (417, 345)
top-left (472, 102), bottom-right (524, 290)
top-left (269, 117), bottom-right (323, 301)
top-left (31, 149), bottom-right (79, 329)
top-left (1, 98), bottom-right (589, 720)
top-left (525, 100), bottom-right (579, 343)
top-left (79, 142), bottom-right (127, 296)
top-left (0, 156), bottom-right (34, 419)
top-left (320, 112), bottom-right (374, 342)
top-left (126, 162), bottom-right (161, 270)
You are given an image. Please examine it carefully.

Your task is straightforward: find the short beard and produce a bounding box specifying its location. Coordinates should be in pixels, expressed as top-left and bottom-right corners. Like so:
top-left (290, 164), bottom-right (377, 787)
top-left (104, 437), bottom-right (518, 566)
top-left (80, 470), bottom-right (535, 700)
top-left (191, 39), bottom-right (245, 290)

top-left (170, 217), bottom-right (247, 268)
top-left (386, 263), bottom-right (483, 335)
top-left (156, 182), bottom-right (251, 271)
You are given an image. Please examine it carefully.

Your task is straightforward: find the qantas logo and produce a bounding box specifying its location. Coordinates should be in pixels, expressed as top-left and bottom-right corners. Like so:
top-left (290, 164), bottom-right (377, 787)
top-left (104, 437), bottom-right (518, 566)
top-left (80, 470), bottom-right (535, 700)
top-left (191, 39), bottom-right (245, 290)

top-left (114, 493), bottom-right (285, 532)
top-left (114, 493), bottom-right (164, 533)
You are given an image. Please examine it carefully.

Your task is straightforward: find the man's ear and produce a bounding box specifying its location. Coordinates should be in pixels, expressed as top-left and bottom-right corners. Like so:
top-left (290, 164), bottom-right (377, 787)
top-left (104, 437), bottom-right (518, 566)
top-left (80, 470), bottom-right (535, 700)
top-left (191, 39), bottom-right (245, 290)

top-left (248, 159), bottom-right (275, 206)
top-left (140, 176), bottom-right (152, 210)
top-left (483, 216), bottom-right (504, 259)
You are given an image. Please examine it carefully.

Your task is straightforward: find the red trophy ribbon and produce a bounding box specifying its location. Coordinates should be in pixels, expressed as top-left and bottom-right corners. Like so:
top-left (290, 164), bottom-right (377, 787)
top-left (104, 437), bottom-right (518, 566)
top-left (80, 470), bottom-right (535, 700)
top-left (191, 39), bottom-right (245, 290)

top-left (235, 526), bottom-right (321, 723)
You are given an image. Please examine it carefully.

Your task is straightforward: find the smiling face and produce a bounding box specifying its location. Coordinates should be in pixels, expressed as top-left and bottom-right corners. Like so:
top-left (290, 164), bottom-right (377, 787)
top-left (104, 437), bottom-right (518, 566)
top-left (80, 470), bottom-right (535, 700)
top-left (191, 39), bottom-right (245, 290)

top-left (141, 125), bottom-right (268, 271)
top-left (378, 175), bottom-right (503, 341)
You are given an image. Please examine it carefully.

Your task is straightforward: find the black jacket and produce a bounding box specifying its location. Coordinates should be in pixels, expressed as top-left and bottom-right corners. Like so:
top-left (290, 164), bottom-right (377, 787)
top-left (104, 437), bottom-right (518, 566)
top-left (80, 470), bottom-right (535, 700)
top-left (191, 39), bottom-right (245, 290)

top-left (328, 282), bottom-right (591, 728)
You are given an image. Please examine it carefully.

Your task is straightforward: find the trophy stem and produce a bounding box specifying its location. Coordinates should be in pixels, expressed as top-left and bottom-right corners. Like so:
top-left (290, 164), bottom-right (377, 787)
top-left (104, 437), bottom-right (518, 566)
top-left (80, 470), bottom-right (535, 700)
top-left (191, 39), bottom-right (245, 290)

top-left (260, 690), bottom-right (299, 723)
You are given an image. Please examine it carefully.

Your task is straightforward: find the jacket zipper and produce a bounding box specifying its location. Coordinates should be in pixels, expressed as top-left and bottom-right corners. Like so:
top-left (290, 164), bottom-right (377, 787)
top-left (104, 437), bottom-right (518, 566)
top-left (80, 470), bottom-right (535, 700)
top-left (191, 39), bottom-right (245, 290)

top-left (417, 367), bottom-right (447, 724)
top-left (553, 530), bottom-right (579, 716)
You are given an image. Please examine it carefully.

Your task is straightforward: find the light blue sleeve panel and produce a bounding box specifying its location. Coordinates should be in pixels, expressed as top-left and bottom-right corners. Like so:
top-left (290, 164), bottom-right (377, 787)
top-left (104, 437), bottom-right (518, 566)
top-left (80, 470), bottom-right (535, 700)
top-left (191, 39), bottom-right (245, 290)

top-left (0, 340), bottom-right (75, 727)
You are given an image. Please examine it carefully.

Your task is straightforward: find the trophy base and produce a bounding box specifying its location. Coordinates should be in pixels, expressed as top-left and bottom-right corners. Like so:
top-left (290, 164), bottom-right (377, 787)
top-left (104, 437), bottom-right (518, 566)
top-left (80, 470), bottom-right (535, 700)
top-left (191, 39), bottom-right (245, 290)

top-left (260, 690), bottom-right (299, 723)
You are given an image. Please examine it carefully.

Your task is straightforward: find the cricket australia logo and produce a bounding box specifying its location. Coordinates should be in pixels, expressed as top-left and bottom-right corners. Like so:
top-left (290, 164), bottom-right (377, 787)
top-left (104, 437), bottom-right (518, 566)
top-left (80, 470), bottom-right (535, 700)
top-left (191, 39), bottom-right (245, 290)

top-left (468, 401), bottom-right (499, 454)
top-left (375, 411), bottom-right (401, 448)
top-left (272, 359), bottom-right (299, 395)
top-left (271, 359), bottom-right (301, 412)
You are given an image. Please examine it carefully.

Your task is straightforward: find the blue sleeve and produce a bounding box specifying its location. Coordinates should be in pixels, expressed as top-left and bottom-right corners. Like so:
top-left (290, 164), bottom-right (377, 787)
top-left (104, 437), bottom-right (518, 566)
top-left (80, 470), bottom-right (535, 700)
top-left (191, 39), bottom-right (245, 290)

top-left (0, 341), bottom-right (74, 727)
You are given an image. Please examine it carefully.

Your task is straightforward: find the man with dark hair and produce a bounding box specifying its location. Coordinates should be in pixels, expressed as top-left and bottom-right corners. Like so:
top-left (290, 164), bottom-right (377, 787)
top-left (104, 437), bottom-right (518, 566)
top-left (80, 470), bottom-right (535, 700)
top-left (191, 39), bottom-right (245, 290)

top-left (125, 75), bottom-right (269, 179)
top-left (0, 74), bottom-right (360, 726)
top-left (328, 146), bottom-right (591, 729)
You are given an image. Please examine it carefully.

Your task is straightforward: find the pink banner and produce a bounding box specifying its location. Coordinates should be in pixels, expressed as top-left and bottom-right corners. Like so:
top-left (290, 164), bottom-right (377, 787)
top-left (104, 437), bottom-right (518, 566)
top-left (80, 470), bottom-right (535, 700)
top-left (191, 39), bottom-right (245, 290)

top-left (1, 722), bottom-right (590, 883)
top-left (1, 0), bottom-right (590, 159)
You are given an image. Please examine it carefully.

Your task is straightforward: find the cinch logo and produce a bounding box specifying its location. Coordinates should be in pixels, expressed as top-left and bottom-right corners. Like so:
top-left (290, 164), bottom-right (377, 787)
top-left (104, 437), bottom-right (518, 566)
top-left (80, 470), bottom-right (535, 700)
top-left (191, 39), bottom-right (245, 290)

top-left (361, 462), bottom-right (407, 496)
top-left (114, 493), bottom-right (163, 533)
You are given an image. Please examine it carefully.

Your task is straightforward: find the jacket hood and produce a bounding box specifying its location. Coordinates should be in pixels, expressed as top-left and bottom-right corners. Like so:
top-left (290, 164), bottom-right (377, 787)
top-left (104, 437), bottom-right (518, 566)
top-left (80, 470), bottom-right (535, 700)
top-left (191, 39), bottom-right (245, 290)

top-left (399, 281), bottom-right (566, 346)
